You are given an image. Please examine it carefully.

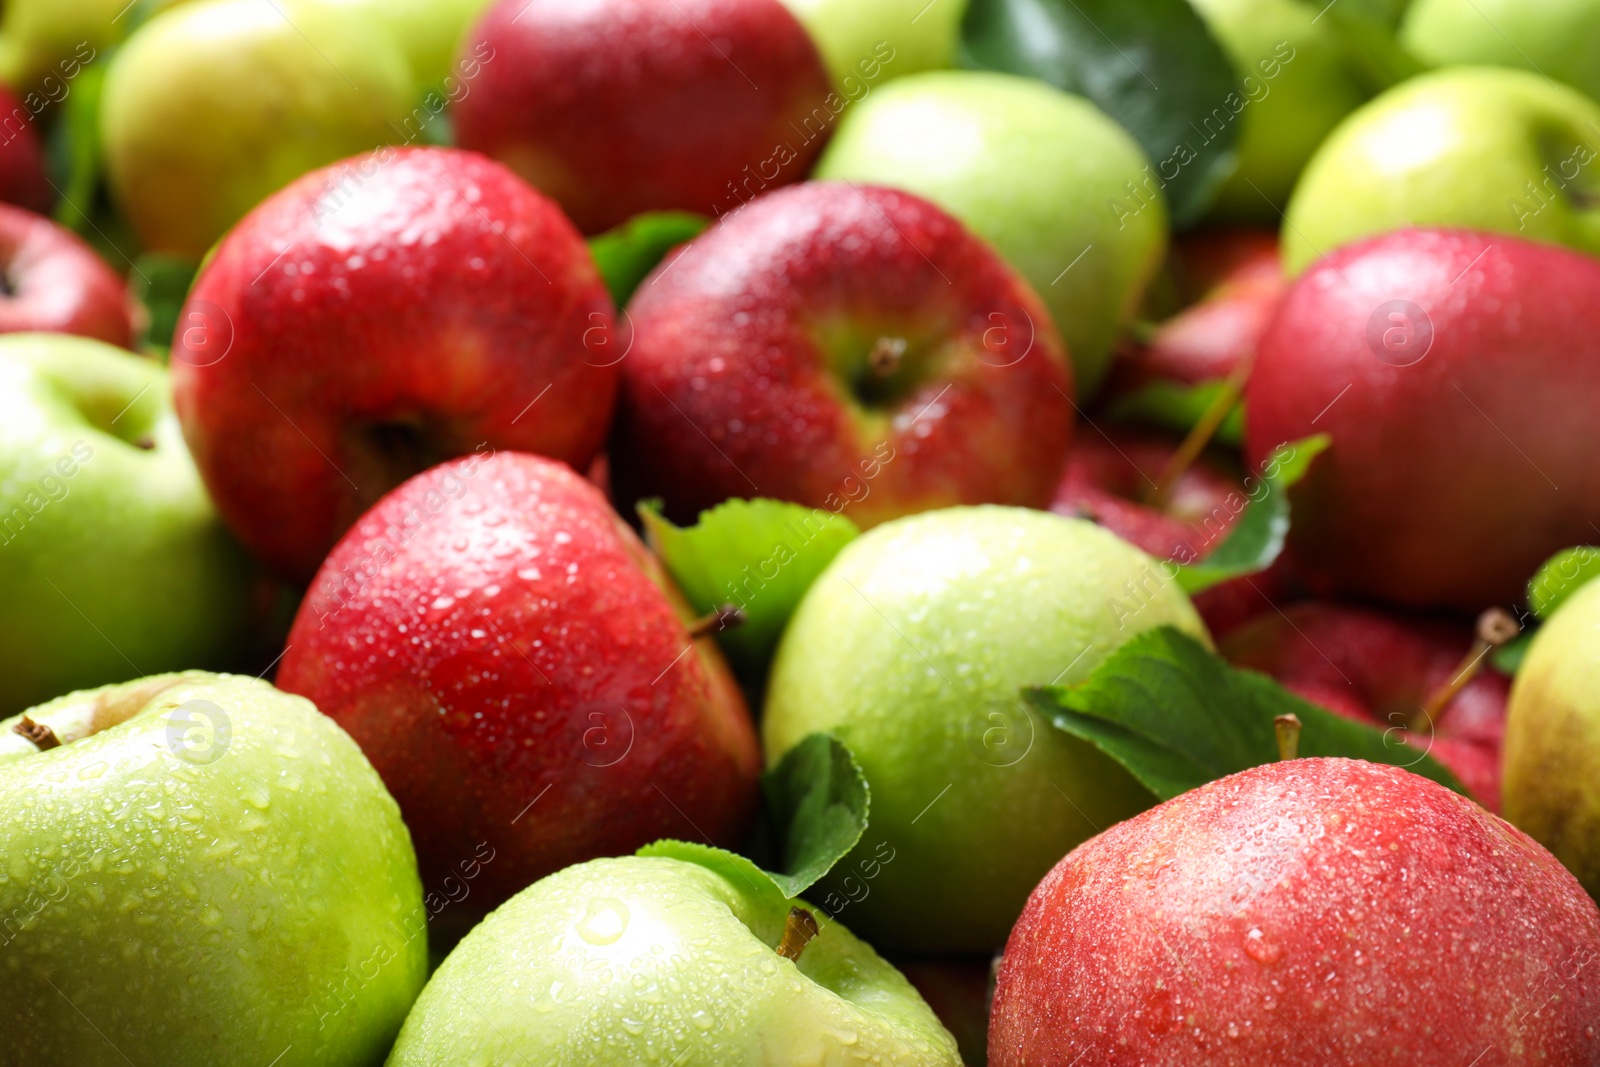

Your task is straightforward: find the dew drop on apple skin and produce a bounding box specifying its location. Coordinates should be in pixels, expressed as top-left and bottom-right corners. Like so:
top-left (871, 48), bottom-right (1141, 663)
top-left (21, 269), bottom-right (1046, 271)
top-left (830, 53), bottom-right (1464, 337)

top-left (576, 897), bottom-right (630, 945)
top-left (1243, 927), bottom-right (1283, 964)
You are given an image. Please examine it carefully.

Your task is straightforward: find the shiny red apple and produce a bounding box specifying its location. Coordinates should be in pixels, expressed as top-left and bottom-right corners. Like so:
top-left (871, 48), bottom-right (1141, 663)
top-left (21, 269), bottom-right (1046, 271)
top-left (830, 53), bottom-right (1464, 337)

top-left (0, 85), bottom-right (52, 215)
top-left (611, 182), bottom-right (1074, 526)
top-left (0, 204), bottom-right (133, 346)
top-left (455, 0), bottom-right (832, 234)
top-left (277, 451), bottom-right (760, 935)
top-left (171, 146), bottom-right (617, 581)
top-left (991, 758), bottom-right (1600, 1066)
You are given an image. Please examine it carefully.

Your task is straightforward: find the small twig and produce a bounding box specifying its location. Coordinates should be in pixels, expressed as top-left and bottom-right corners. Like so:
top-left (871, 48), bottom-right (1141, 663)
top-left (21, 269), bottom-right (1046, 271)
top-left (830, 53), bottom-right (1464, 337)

top-left (687, 604), bottom-right (746, 639)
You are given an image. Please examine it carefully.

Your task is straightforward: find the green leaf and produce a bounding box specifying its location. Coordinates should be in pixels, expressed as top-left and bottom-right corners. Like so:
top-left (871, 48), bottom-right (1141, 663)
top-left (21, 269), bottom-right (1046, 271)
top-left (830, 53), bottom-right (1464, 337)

top-left (1105, 377), bottom-right (1245, 446)
top-left (129, 254), bottom-right (200, 353)
top-left (1174, 434), bottom-right (1329, 595)
top-left (640, 498), bottom-right (860, 675)
top-left (637, 840), bottom-right (790, 913)
top-left (588, 211), bottom-right (711, 307)
top-left (1492, 630), bottom-right (1534, 676)
top-left (49, 59), bottom-right (107, 233)
top-left (1027, 625), bottom-right (1469, 802)
top-left (958, 0), bottom-right (1240, 226)
top-left (760, 733), bottom-right (870, 899)
top-left (1528, 546), bottom-right (1600, 619)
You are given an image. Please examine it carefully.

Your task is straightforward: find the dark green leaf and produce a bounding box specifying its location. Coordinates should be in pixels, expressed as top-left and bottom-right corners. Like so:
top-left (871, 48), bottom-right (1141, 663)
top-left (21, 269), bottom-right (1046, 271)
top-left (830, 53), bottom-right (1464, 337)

top-left (1492, 630), bottom-right (1534, 675)
top-left (759, 733), bottom-right (870, 899)
top-left (1105, 377), bottom-right (1245, 445)
top-left (1528, 546), bottom-right (1600, 619)
top-left (1027, 625), bottom-right (1468, 801)
top-left (958, 0), bottom-right (1240, 225)
top-left (129, 254), bottom-right (199, 353)
top-left (588, 211), bottom-right (710, 307)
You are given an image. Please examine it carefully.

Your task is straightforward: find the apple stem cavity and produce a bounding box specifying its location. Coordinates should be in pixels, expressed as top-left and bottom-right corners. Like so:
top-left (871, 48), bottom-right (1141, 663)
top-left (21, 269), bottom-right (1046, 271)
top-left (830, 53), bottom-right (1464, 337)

top-left (1144, 354), bottom-right (1254, 511)
top-left (688, 604), bottom-right (746, 639)
top-left (868, 336), bottom-right (907, 378)
top-left (776, 906), bottom-right (820, 962)
top-left (1413, 607), bottom-right (1520, 732)
top-left (13, 716), bottom-right (60, 751)
top-left (1274, 713), bottom-right (1301, 761)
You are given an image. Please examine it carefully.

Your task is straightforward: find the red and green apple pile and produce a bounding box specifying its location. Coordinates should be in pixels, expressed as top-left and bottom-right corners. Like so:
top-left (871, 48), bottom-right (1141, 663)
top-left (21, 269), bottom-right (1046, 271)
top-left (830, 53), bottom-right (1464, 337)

top-left (1, 0), bottom-right (1599, 1064)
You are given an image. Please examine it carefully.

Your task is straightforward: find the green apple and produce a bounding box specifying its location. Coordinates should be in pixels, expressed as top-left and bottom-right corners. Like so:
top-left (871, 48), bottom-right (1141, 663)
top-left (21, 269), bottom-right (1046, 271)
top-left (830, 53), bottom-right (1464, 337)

top-left (1503, 577), bottom-right (1600, 898)
top-left (0, 0), bottom-right (189, 94)
top-left (1188, 0), bottom-right (1370, 221)
top-left (321, 0), bottom-right (494, 91)
top-left (386, 848), bottom-right (963, 1065)
top-left (100, 0), bottom-right (416, 258)
top-left (814, 70), bottom-right (1167, 398)
top-left (1282, 66), bottom-right (1600, 274)
top-left (1402, 0), bottom-right (1600, 103)
top-left (0, 671), bottom-right (427, 1066)
top-left (777, 0), bottom-right (964, 92)
top-left (0, 334), bottom-right (259, 715)
top-left (762, 506), bottom-right (1209, 953)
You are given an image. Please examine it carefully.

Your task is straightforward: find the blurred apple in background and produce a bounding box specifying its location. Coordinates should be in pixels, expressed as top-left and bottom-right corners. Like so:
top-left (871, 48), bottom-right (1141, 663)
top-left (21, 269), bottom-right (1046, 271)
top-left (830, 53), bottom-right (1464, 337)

top-left (173, 146), bottom-right (616, 581)
top-left (777, 0), bottom-right (963, 90)
top-left (990, 758), bottom-right (1600, 1065)
top-left (0, 0), bottom-right (171, 95)
top-left (0, 84), bottom-right (52, 215)
top-left (100, 0), bottom-right (415, 258)
top-left (0, 205), bottom-right (133, 346)
top-left (278, 453), bottom-right (760, 940)
top-left (612, 181), bottom-right (1073, 526)
top-left (455, 0), bottom-right (833, 233)
top-left (815, 71), bottom-right (1167, 396)
top-left (324, 0), bottom-right (494, 90)
top-left (1282, 68), bottom-right (1600, 273)
top-left (0, 335), bottom-right (258, 715)
top-left (1402, 0), bottom-right (1600, 102)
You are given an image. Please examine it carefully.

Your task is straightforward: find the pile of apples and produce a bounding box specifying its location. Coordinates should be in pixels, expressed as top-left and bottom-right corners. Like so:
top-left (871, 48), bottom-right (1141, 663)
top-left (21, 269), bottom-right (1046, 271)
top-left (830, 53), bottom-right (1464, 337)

top-left (3, 0), bottom-right (1600, 1063)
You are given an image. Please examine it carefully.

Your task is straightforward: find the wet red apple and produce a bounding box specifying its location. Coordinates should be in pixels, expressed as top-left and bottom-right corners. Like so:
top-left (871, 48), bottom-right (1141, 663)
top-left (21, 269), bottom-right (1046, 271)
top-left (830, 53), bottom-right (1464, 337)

top-left (0, 204), bottom-right (133, 346)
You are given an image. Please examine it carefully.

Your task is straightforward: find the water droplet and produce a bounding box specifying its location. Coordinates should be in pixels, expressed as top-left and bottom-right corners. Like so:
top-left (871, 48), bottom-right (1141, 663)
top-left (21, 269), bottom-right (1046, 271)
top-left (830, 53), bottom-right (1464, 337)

top-left (576, 898), bottom-right (630, 946)
top-left (1244, 927), bottom-right (1283, 964)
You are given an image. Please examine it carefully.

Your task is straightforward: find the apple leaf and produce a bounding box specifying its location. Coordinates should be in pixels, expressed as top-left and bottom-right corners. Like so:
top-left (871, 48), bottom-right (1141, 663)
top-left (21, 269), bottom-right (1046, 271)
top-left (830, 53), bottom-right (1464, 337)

top-left (130, 255), bottom-right (200, 353)
top-left (1174, 434), bottom-right (1329, 595)
top-left (760, 733), bottom-right (871, 900)
top-left (1105, 378), bottom-right (1245, 446)
top-left (637, 840), bottom-right (790, 914)
top-left (1027, 625), bottom-right (1469, 802)
top-left (49, 60), bottom-right (107, 235)
top-left (1528, 546), bottom-right (1600, 619)
top-left (957, 0), bottom-right (1239, 226)
top-left (588, 211), bottom-right (710, 307)
top-left (640, 498), bottom-right (860, 676)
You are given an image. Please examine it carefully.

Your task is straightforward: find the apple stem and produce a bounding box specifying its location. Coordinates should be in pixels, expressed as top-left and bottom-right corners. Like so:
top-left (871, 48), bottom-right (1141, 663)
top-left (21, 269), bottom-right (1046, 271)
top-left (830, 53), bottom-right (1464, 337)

top-left (1273, 713), bottom-right (1301, 761)
top-left (868, 336), bottom-right (907, 378)
top-left (13, 716), bottom-right (60, 751)
top-left (776, 906), bottom-right (820, 961)
top-left (688, 604), bottom-right (746, 639)
top-left (1413, 607), bottom-right (1520, 732)
top-left (1143, 354), bottom-right (1254, 511)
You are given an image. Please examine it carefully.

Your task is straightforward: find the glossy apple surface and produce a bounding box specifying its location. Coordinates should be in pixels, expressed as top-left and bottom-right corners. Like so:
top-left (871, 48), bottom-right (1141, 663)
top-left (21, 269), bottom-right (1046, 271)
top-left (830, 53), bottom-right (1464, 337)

top-left (611, 181), bottom-right (1072, 527)
top-left (455, 0), bottom-right (832, 233)
top-left (1246, 228), bottom-right (1600, 611)
top-left (173, 146), bottom-right (617, 581)
top-left (1402, 0), bottom-right (1600, 102)
top-left (0, 672), bottom-right (426, 1067)
top-left (0, 204), bottom-right (133, 346)
top-left (0, 83), bottom-right (51, 214)
top-left (277, 452), bottom-right (760, 936)
top-left (763, 506), bottom-right (1208, 953)
top-left (991, 758), bottom-right (1600, 1065)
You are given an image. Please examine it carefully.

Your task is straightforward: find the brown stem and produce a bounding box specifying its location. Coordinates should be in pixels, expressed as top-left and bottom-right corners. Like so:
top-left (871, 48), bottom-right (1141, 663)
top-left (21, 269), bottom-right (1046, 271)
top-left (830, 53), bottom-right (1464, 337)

top-left (776, 906), bottom-right (820, 961)
top-left (868, 336), bottom-right (907, 378)
top-left (688, 604), bottom-right (746, 639)
top-left (1274, 713), bottom-right (1301, 762)
top-left (13, 716), bottom-right (59, 751)
top-left (1144, 353), bottom-right (1255, 511)
top-left (1413, 607), bottom-right (1519, 732)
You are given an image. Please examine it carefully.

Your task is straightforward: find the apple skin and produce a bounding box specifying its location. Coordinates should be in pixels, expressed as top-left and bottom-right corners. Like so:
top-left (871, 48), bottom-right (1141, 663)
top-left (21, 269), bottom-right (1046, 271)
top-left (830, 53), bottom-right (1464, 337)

top-left (0, 0), bottom-right (145, 94)
top-left (99, 0), bottom-right (416, 258)
top-left (776, 0), bottom-right (963, 90)
top-left (0, 334), bottom-right (259, 715)
top-left (0, 672), bottom-right (427, 1067)
top-left (1402, 0), bottom-right (1600, 103)
top-left (763, 506), bottom-right (1209, 954)
top-left (172, 146), bottom-right (617, 582)
top-left (990, 758), bottom-right (1600, 1066)
top-left (387, 852), bottom-right (962, 1064)
top-left (1282, 67), bottom-right (1600, 275)
top-left (322, 0), bottom-right (494, 91)
top-left (454, 0), bottom-right (833, 234)
top-left (1220, 601), bottom-right (1509, 811)
top-left (0, 84), bottom-right (51, 215)
top-left (1504, 576), bottom-right (1600, 898)
top-left (1246, 228), bottom-right (1600, 612)
top-left (0, 205), bottom-right (134, 346)
top-left (814, 71), bottom-right (1167, 396)
top-left (276, 452), bottom-right (760, 937)
top-left (611, 181), bottom-right (1072, 527)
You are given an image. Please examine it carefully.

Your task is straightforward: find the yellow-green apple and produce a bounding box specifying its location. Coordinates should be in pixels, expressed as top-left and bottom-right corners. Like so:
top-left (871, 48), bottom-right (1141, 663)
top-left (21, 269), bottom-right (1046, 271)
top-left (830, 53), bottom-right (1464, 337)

top-left (386, 851), bottom-right (963, 1064)
top-left (0, 83), bottom-right (52, 214)
top-left (1282, 67), bottom-right (1600, 274)
top-left (1504, 575), bottom-right (1600, 898)
top-left (0, 672), bottom-right (427, 1067)
top-left (1402, 0), bottom-right (1600, 102)
top-left (0, 205), bottom-right (134, 346)
top-left (762, 506), bottom-right (1208, 953)
top-left (0, 0), bottom-right (160, 95)
top-left (0, 335), bottom-right (257, 715)
top-left (815, 71), bottom-right (1166, 396)
top-left (172, 146), bottom-right (617, 581)
top-left (276, 452), bottom-right (760, 938)
top-left (990, 758), bottom-right (1600, 1065)
top-left (1246, 228), bottom-right (1600, 611)
top-left (454, 0), bottom-right (833, 234)
top-left (99, 0), bottom-right (416, 258)
top-left (323, 0), bottom-right (494, 91)
top-left (777, 0), bottom-right (961, 90)
top-left (611, 181), bottom-right (1073, 527)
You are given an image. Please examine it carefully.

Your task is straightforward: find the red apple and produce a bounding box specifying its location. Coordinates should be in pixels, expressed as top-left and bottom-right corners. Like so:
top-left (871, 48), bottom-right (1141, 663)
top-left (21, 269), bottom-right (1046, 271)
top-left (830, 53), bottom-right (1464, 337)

top-left (991, 758), bottom-right (1600, 1066)
top-left (1246, 228), bottom-right (1600, 611)
top-left (0, 203), bottom-right (133, 346)
top-left (0, 85), bottom-right (53, 215)
top-left (454, 0), bottom-right (833, 234)
top-left (276, 451), bottom-right (760, 934)
top-left (1221, 601), bottom-right (1509, 811)
top-left (610, 182), bottom-right (1074, 526)
top-left (171, 146), bottom-right (617, 581)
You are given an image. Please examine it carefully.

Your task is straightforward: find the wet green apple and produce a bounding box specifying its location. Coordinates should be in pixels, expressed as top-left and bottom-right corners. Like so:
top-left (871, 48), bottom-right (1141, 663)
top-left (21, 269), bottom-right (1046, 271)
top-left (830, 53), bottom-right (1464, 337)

top-left (1402, 0), bottom-right (1600, 103)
